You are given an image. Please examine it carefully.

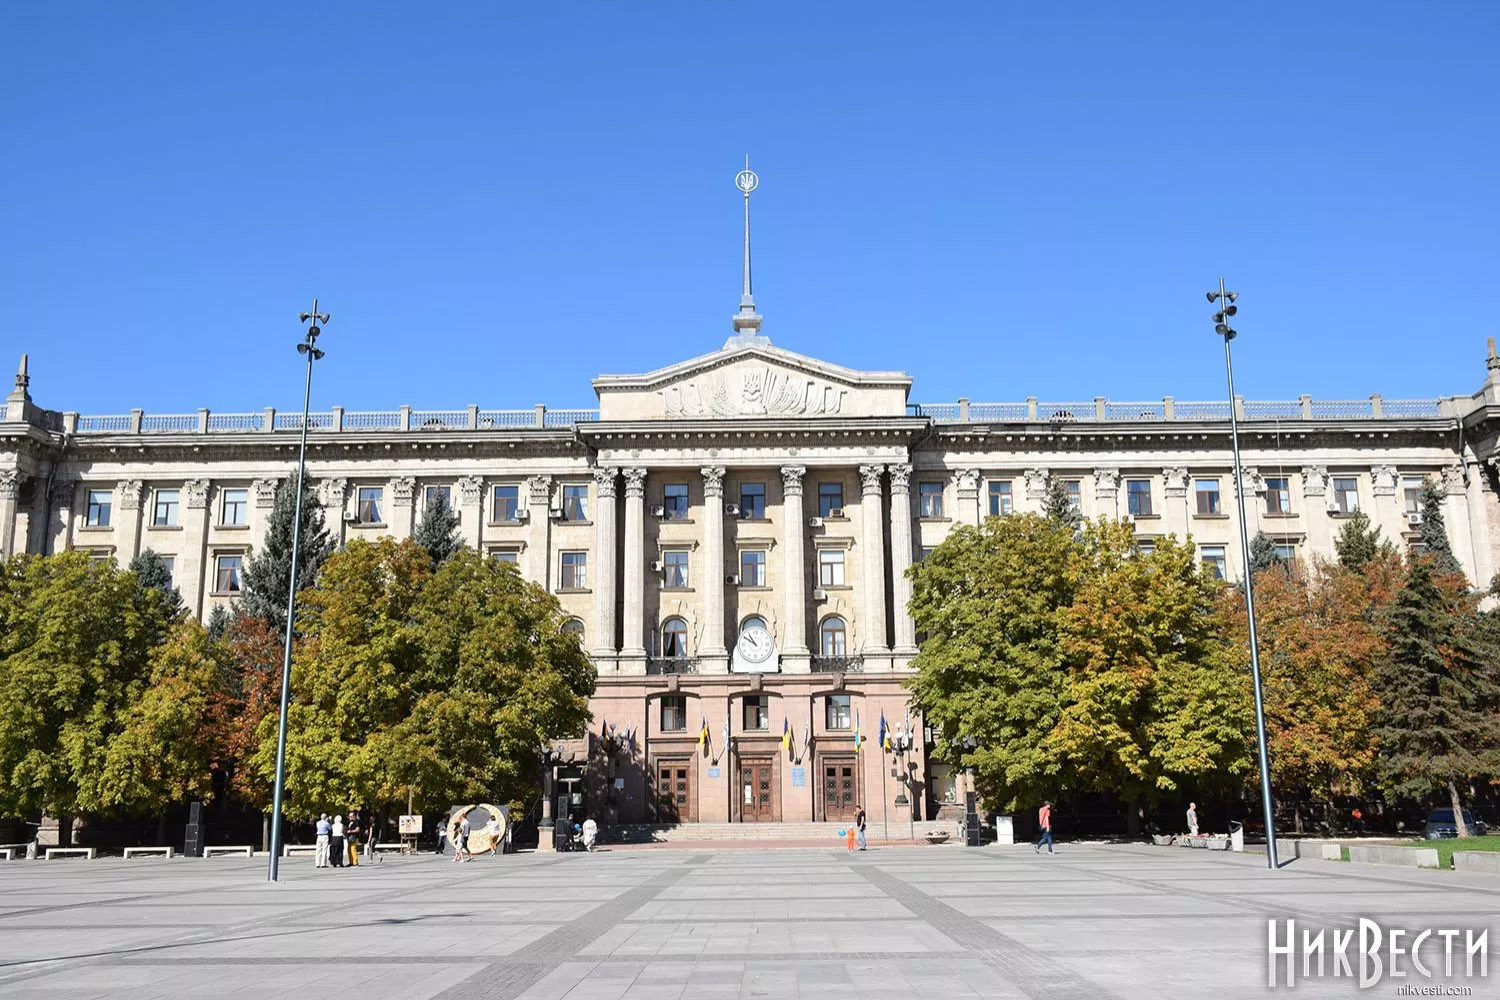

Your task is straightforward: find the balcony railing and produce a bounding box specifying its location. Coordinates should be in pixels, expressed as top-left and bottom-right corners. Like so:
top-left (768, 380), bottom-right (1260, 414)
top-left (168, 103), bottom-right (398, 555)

top-left (646, 657), bottom-right (700, 675)
top-left (810, 655), bottom-right (864, 673)
top-left (64, 404), bottom-right (601, 435)
top-left (915, 395), bottom-right (1450, 425)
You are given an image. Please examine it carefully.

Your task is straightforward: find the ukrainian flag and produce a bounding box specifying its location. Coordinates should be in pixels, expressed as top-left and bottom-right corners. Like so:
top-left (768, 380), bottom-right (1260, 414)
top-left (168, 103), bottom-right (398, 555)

top-left (781, 718), bottom-right (792, 753)
top-left (697, 717), bottom-right (710, 752)
top-left (853, 712), bottom-right (862, 751)
top-left (879, 711), bottom-right (890, 752)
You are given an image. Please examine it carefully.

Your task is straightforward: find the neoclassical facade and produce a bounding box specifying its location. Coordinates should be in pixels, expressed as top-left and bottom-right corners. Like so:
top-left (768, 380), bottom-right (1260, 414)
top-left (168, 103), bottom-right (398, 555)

top-left (6, 326), bottom-right (1500, 832)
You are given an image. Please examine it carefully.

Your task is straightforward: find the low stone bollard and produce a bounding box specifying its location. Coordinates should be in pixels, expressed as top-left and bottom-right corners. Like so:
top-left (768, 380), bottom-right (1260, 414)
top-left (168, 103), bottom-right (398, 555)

top-left (1451, 851), bottom-right (1500, 874)
top-left (1346, 844), bottom-right (1440, 869)
top-left (1287, 839), bottom-right (1343, 861)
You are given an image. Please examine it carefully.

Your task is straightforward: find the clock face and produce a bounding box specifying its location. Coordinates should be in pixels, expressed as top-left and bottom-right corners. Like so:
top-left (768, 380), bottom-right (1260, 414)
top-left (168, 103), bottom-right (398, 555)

top-left (737, 625), bottom-right (775, 663)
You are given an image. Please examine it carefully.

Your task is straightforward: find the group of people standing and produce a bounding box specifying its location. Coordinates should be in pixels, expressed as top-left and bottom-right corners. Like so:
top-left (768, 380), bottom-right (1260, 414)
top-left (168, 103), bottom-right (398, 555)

top-left (313, 812), bottom-right (374, 868)
top-left (447, 811), bottom-right (506, 862)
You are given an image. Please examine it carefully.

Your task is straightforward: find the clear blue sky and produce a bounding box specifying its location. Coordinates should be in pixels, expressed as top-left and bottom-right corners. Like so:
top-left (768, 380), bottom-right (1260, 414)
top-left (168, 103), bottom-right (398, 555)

top-left (3, 4), bottom-right (1496, 414)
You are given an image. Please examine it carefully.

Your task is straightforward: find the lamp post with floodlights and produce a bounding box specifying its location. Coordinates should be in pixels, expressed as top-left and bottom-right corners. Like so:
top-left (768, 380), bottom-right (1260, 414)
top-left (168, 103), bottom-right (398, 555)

top-left (267, 301), bottom-right (327, 883)
top-left (1206, 278), bottom-right (1278, 870)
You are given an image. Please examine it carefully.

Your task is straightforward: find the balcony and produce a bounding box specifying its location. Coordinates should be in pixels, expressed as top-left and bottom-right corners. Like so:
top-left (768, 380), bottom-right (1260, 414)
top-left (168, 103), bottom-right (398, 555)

top-left (646, 657), bottom-right (700, 675)
top-left (810, 655), bottom-right (864, 673)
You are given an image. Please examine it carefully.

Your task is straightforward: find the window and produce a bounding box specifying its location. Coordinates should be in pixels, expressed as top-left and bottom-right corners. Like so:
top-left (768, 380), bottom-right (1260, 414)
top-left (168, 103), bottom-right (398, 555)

top-left (151, 489), bottom-right (179, 527)
top-left (663, 483), bottom-right (689, 520)
top-left (492, 485), bottom-right (519, 522)
top-left (663, 550), bottom-right (689, 588)
top-left (919, 547), bottom-right (935, 562)
top-left (1200, 545), bottom-right (1227, 580)
top-left (819, 615), bottom-right (847, 655)
top-left (561, 618), bottom-right (585, 643)
top-left (159, 556), bottom-right (174, 588)
top-left (1265, 477), bottom-right (1291, 515)
top-left (818, 482), bottom-right (844, 517)
top-left (1333, 477), bottom-right (1359, 515)
top-left (424, 485), bottom-right (452, 510)
top-left (818, 548), bottom-right (845, 587)
top-left (562, 484), bottom-right (588, 521)
top-left (1126, 479), bottom-right (1153, 517)
top-left (1137, 538), bottom-right (1156, 557)
top-left (560, 551), bottom-right (587, 589)
top-left (661, 617), bottom-right (688, 657)
top-left (490, 548), bottom-right (520, 565)
top-left (86, 489), bottom-right (112, 527)
top-left (215, 554), bottom-right (243, 593)
top-left (919, 482), bottom-right (944, 518)
top-left (826, 693), bottom-right (851, 730)
top-left (739, 482), bottom-right (765, 518)
top-left (660, 694), bottom-right (687, 732)
top-left (739, 549), bottom-right (766, 587)
top-left (86, 549), bottom-right (113, 565)
top-left (742, 694), bottom-right (769, 731)
top-left (1402, 476), bottom-right (1424, 514)
top-left (740, 615), bottom-right (767, 637)
top-left (1063, 480), bottom-right (1082, 511)
top-left (939, 770), bottom-right (958, 804)
top-left (221, 488), bottom-right (248, 526)
top-left (357, 486), bottom-right (383, 524)
top-left (987, 480), bottom-right (1012, 517)
top-left (1195, 479), bottom-right (1221, 515)
top-left (1273, 540), bottom-right (1297, 563)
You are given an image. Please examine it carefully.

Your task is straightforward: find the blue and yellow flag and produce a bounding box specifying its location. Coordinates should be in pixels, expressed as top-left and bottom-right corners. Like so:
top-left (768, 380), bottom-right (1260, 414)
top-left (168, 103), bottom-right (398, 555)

top-left (697, 717), bottom-right (710, 749)
top-left (853, 712), bottom-right (862, 751)
top-left (879, 711), bottom-right (890, 752)
top-left (781, 718), bottom-right (792, 753)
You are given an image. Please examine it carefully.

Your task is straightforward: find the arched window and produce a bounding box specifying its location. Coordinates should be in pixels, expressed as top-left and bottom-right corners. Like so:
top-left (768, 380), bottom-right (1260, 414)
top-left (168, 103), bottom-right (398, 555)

top-left (740, 615), bottom-right (767, 637)
top-left (819, 615), bottom-right (847, 656)
top-left (661, 617), bottom-right (689, 657)
top-left (561, 618), bottom-right (585, 644)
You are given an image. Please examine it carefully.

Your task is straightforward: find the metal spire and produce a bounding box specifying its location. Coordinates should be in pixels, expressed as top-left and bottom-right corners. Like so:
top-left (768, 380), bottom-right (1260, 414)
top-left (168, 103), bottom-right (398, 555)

top-left (727, 156), bottom-right (768, 348)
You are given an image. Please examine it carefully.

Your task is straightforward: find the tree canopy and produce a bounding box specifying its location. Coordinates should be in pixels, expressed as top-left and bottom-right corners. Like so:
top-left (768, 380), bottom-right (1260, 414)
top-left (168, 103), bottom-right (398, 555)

top-left (240, 479), bottom-right (333, 636)
top-left (412, 489), bottom-right (462, 564)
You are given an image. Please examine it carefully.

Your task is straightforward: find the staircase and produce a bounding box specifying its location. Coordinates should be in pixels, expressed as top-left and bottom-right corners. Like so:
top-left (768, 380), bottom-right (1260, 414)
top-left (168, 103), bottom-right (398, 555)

top-left (602, 819), bottom-right (961, 844)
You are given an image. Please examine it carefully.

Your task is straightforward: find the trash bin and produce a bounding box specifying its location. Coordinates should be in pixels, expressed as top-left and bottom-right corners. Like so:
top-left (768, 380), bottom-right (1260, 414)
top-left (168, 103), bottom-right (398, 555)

top-left (1229, 821), bottom-right (1245, 853)
top-left (995, 815), bottom-right (1014, 846)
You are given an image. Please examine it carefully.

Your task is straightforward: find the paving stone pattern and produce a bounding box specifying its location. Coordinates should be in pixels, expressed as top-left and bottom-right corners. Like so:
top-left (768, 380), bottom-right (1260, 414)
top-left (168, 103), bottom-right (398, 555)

top-left (2, 843), bottom-right (1498, 998)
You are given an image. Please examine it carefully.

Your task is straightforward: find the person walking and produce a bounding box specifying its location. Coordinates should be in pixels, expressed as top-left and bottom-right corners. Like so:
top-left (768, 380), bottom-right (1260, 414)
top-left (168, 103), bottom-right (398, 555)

top-left (1035, 801), bottom-right (1054, 855)
top-left (1186, 802), bottom-right (1199, 837)
top-left (452, 813), bottom-right (471, 863)
top-left (330, 815), bottom-right (345, 868)
top-left (345, 812), bottom-right (361, 867)
top-left (485, 814), bottom-right (502, 856)
top-left (854, 804), bottom-right (867, 851)
top-left (314, 813), bottom-right (332, 868)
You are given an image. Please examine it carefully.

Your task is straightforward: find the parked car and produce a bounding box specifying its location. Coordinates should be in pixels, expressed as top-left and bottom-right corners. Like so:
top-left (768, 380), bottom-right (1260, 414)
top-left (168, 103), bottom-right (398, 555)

top-left (1424, 809), bottom-right (1488, 839)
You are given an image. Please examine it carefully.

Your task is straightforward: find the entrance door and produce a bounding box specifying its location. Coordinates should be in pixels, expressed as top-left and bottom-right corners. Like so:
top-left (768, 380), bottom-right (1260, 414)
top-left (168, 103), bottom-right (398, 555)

top-left (654, 758), bottom-right (696, 823)
top-left (822, 756), bottom-right (857, 823)
top-left (739, 758), bottom-right (776, 822)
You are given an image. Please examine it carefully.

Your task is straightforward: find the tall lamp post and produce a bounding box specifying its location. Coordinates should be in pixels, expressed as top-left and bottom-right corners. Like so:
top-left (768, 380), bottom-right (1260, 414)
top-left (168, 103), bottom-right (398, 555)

top-left (1207, 278), bottom-right (1278, 870)
top-left (267, 301), bottom-right (328, 882)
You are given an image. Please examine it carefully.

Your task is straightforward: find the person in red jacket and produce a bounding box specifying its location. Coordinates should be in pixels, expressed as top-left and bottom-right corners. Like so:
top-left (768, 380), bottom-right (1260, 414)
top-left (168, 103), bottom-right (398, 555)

top-left (1035, 801), bottom-right (1054, 855)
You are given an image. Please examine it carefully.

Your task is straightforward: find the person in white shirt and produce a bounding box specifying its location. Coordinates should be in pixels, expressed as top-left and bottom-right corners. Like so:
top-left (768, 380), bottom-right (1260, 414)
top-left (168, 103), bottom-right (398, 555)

top-left (581, 817), bottom-right (598, 852)
top-left (330, 815), bottom-right (345, 868)
top-left (485, 816), bottom-right (501, 856)
top-left (1186, 802), bottom-right (1199, 837)
top-left (314, 813), bottom-right (331, 868)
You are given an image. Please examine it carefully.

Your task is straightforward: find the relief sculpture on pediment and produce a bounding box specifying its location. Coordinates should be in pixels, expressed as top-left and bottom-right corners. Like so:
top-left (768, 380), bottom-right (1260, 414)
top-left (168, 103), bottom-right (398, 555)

top-left (660, 366), bottom-right (847, 418)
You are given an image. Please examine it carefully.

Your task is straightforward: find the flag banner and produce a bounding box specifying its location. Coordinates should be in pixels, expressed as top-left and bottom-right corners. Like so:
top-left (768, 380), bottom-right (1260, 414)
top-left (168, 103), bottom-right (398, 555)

top-left (879, 711), bottom-right (890, 752)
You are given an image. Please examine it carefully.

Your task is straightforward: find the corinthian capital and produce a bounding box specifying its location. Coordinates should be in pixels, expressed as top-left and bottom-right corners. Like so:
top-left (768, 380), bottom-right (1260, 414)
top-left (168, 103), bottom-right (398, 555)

top-left (858, 464), bottom-right (886, 496)
top-left (888, 463), bottom-right (912, 491)
top-left (780, 465), bottom-right (806, 497)
top-left (593, 467), bottom-right (620, 499)
top-left (623, 468), bottom-right (648, 499)
top-left (700, 466), bottom-right (726, 499)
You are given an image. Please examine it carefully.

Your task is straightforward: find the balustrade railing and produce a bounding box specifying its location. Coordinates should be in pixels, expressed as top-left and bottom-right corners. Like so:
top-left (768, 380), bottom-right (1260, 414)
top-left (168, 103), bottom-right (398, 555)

top-left (67, 406), bottom-right (602, 434)
top-left (810, 655), bottom-right (864, 673)
top-left (915, 397), bottom-right (1450, 424)
top-left (645, 657), bottom-right (700, 675)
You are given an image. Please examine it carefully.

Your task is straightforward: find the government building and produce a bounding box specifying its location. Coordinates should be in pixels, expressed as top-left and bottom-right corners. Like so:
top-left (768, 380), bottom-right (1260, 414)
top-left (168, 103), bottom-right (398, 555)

top-left (5, 173), bottom-right (1500, 839)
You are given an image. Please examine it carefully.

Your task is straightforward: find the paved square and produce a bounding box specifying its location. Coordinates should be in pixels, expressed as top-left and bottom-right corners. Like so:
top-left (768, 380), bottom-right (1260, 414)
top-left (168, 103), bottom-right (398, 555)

top-left (2, 844), bottom-right (1497, 998)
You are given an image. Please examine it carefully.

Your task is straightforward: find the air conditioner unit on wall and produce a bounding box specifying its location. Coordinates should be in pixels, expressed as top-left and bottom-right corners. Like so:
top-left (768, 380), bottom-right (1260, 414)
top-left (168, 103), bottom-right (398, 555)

top-left (548, 506), bottom-right (564, 520)
top-left (1325, 500), bottom-right (1341, 513)
top-left (726, 574), bottom-right (741, 585)
top-left (1406, 512), bottom-right (1424, 526)
top-left (650, 560), bottom-right (664, 572)
top-left (812, 588), bottom-right (828, 601)
top-left (724, 504), bottom-right (741, 516)
top-left (342, 510), bottom-right (358, 522)
top-left (808, 516), bottom-right (823, 528)
top-left (514, 508), bottom-right (530, 523)
top-left (650, 504), bottom-right (666, 517)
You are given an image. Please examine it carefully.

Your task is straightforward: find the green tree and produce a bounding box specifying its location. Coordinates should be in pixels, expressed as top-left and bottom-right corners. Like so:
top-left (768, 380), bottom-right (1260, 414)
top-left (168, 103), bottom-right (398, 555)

top-left (240, 480), bottom-right (333, 635)
top-left (0, 553), bottom-right (176, 829)
top-left (412, 489), bottom-right (462, 564)
top-left (1248, 530), bottom-right (1282, 575)
top-left (1417, 478), bottom-right (1464, 578)
top-left (1334, 511), bottom-right (1394, 571)
top-left (1371, 560), bottom-right (1500, 836)
top-left (205, 603), bottom-right (232, 641)
top-left (907, 514), bottom-right (1075, 812)
top-left (129, 549), bottom-right (184, 619)
top-left (1041, 479), bottom-right (1082, 533)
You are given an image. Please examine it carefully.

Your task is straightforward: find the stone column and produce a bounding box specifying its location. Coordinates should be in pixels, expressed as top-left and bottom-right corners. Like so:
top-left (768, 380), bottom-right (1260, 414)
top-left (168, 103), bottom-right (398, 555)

top-left (319, 479), bottom-right (349, 548)
top-left (525, 475), bottom-right (553, 587)
top-left (1093, 468), bottom-right (1120, 521)
top-left (1441, 465), bottom-right (1477, 584)
top-left (1023, 468), bottom-right (1049, 515)
top-left (51, 480), bottom-right (76, 554)
top-left (1162, 467), bottom-right (1189, 542)
top-left (455, 475), bottom-right (484, 550)
top-left (954, 468), bottom-right (981, 526)
top-left (592, 467), bottom-right (620, 660)
top-left (0, 470), bottom-right (20, 559)
top-left (889, 463), bottom-right (918, 655)
top-left (1370, 464), bottom-right (1400, 546)
top-left (536, 763), bottom-right (556, 852)
top-left (858, 464), bottom-right (889, 654)
top-left (183, 479), bottom-right (211, 619)
top-left (700, 466), bottom-right (728, 664)
top-left (1469, 462), bottom-right (1495, 590)
top-left (388, 476), bottom-right (416, 540)
top-left (1301, 466), bottom-right (1332, 561)
top-left (779, 466), bottom-right (809, 656)
top-left (621, 468), bottom-right (648, 659)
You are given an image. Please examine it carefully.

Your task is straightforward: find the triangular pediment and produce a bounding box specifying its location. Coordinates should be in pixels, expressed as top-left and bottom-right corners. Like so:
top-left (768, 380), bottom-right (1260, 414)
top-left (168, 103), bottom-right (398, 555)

top-left (593, 345), bottom-right (911, 421)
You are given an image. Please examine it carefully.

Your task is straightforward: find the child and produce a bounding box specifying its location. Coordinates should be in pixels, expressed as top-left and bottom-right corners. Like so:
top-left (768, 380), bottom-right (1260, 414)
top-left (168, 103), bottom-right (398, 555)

top-left (845, 826), bottom-right (856, 853)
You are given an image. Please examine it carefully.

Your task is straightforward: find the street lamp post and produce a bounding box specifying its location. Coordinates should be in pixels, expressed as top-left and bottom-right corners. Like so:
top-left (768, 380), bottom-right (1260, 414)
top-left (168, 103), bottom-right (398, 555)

top-left (266, 301), bottom-right (328, 882)
top-left (1207, 278), bottom-right (1278, 870)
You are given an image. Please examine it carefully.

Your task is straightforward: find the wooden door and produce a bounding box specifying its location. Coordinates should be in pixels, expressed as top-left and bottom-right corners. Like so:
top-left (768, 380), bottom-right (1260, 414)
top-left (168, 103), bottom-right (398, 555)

top-left (821, 756), bottom-right (857, 822)
top-left (739, 758), bottom-right (776, 822)
top-left (654, 758), bottom-right (696, 823)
